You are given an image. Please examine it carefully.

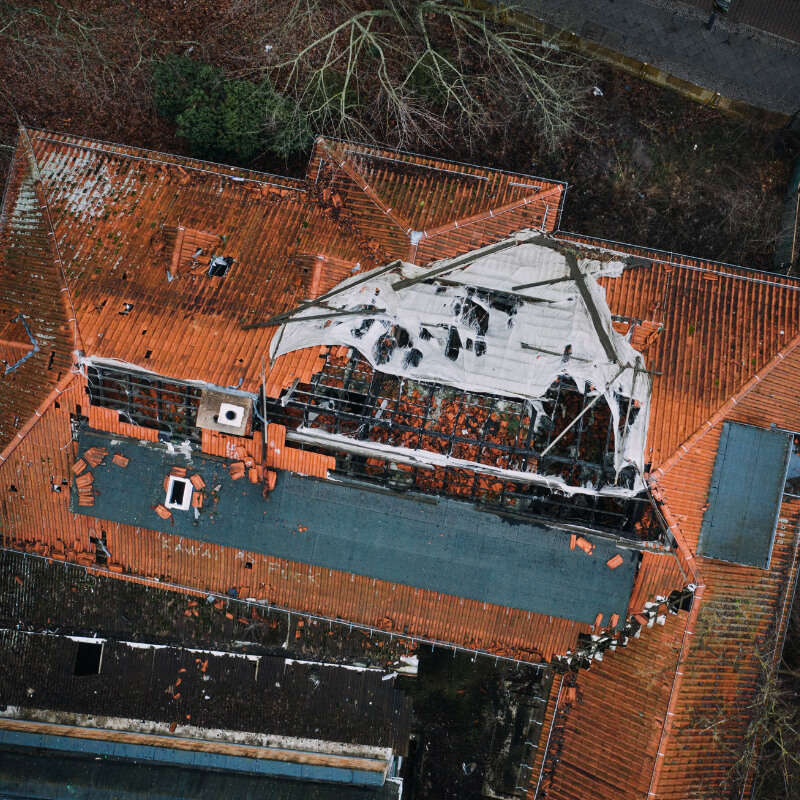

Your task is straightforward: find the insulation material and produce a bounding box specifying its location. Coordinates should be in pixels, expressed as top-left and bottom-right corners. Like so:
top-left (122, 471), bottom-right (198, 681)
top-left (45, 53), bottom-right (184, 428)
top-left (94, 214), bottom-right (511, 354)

top-left (274, 234), bottom-right (651, 490)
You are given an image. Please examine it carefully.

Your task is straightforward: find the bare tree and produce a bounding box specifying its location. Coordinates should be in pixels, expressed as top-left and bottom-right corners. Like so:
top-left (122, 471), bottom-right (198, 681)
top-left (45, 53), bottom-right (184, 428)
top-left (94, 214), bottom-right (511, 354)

top-left (0, 2), bottom-right (156, 103)
top-left (243, 0), bottom-right (590, 150)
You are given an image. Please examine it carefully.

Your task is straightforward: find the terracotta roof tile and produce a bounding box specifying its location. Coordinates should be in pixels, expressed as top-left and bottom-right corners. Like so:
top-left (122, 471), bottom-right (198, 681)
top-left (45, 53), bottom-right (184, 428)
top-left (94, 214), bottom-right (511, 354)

top-left (309, 138), bottom-right (565, 264)
top-left (1, 376), bottom-right (589, 663)
top-left (4, 129), bottom-right (800, 800)
top-left (627, 551), bottom-right (685, 617)
top-left (535, 611), bottom-right (687, 800)
top-left (27, 130), bottom-right (311, 395)
top-left (316, 138), bottom-right (564, 234)
top-left (0, 137), bottom-right (75, 451)
top-left (559, 233), bottom-right (800, 468)
top-left (534, 330), bottom-right (800, 798)
top-left (87, 404), bottom-right (159, 442)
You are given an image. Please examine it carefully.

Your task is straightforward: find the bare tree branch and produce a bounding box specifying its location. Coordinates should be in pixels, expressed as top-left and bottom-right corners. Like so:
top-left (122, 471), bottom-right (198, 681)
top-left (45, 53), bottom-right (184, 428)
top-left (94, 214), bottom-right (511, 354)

top-left (229, 0), bottom-right (591, 150)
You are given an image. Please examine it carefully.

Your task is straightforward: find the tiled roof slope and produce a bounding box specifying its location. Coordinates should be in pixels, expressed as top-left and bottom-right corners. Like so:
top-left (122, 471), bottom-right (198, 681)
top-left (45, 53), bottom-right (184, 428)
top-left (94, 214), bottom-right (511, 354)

top-left (559, 233), bottom-right (800, 468)
top-left (26, 130), bottom-right (311, 396)
top-left (309, 138), bottom-right (565, 264)
top-left (535, 331), bottom-right (800, 799)
top-left (11, 130), bottom-right (563, 405)
top-left (647, 337), bottom-right (800, 800)
top-left (533, 611), bottom-right (688, 800)
top-left (0, 133), bottom-right (75, 451)
top-left (0, 374), bottom-right (591, 663)
top-left (3, 129), bottom-right (800, 800)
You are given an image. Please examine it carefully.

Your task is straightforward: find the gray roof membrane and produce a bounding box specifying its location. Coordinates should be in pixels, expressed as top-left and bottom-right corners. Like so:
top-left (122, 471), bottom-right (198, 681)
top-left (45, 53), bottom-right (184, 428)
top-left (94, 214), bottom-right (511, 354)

top-left (73, 429), bottom-right (638, 627)
top-left (0, 745), bottom-right (402, 800)
top-left (699, 422), bottom-right (792, 568)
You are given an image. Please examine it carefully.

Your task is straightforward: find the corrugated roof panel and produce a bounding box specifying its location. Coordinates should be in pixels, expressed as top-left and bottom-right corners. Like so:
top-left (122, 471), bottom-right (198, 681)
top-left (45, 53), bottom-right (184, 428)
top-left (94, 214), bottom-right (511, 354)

top-left (0, 631), bottom-right (413, 752)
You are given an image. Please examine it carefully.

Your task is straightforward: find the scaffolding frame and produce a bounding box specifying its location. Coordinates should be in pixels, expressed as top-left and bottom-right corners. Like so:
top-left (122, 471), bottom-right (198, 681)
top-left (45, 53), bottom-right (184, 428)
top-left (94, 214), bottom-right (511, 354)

top-left (87, 365), bottom-right (206, 444)
top-left (267, 350), bottom-right (656, 537)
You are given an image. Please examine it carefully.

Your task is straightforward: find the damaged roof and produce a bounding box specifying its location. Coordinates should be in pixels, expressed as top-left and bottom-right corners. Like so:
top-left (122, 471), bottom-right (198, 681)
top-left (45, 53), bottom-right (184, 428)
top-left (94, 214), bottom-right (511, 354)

top-left (0, 629), bottom-right (412, 753)
top-left (72, 428), bottom-right (638, 627)
top-left (1, 127), bottom-right (800, 800)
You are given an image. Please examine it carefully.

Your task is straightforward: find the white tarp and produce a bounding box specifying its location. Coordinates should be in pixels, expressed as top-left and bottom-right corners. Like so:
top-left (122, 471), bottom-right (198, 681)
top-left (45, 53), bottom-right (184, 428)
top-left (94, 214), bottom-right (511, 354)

top-left (273, 232), bottom-right (651, 492)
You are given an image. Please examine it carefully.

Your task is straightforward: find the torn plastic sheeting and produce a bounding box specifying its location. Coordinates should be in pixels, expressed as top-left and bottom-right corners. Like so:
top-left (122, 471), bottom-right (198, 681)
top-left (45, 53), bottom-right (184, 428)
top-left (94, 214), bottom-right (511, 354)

top-left (273, 235), bottom-right (651, 485)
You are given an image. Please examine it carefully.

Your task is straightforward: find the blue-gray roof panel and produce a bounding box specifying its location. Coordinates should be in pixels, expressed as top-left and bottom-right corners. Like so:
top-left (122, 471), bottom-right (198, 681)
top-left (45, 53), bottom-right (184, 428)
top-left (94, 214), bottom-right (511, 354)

top-left (698, 422), bottom-right (791, 568)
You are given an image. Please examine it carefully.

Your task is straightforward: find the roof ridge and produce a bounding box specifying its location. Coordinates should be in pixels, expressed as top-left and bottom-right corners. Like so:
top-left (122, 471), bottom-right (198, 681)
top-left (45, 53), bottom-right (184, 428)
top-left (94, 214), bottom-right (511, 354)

top-left (315, 138), bottom-right (415, 238)
top-left (321, 135), bottom-right (567, 186)
top-left (414, 183), bottom-right (564, 245)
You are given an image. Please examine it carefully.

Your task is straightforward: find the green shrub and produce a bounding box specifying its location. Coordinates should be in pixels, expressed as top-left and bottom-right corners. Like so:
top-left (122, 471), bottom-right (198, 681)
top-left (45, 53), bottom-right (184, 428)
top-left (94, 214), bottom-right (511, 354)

top-left (151, 54), bottom-right (220, 123)
top-left (150, 55), bottom-right (311, 164)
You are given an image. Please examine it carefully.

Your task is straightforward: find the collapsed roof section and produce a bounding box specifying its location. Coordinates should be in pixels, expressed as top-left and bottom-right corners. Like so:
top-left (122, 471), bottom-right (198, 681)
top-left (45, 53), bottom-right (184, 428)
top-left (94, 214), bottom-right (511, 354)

top-left (274, 232), bottom-right (651, 495)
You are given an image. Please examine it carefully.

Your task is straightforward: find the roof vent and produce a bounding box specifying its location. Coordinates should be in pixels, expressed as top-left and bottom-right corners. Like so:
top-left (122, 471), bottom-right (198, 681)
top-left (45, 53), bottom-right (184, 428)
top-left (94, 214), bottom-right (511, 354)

top-left (196, 388), bottom-right (252, 436)
top-left (165, 475), bottom-right (193, 511)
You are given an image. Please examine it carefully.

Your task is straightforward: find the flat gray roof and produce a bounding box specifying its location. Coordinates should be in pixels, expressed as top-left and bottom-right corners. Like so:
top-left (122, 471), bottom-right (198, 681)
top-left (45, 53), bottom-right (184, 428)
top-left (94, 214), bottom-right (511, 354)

top-left (699, 421), bottom-right (791, 568)
top-left (0, 744), bottom-right (402, 800)
top-left (73, 429), bottom-right (638, 627)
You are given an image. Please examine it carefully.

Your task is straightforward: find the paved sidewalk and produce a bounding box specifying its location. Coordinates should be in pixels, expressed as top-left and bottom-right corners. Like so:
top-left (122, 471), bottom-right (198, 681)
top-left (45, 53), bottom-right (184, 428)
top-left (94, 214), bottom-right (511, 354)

top-left (526, 0), bottom-right (800, 114)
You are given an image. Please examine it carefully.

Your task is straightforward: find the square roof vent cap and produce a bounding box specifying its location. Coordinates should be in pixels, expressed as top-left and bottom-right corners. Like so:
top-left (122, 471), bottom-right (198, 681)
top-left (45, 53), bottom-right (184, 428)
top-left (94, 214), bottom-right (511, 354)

top-left (165, 475), bottom-right (193, 511)
top-left (219, 402), bottom-right (245, 428)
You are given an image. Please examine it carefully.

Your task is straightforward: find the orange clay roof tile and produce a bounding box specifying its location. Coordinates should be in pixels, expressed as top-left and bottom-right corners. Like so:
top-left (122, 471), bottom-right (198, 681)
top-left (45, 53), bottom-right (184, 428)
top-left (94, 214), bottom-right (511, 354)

top-left (0, 136), bottom-right (75, 451)
top-left (4, 129), bottom-right (800, 800)
top-left (535, 610), bottom-right (688, 800)
top-left (1, 380), bottom-right (589, 663)
top-left (530, 328), bottom-right (800, 798)
top-left (558, 233), bottom-right (800, 468)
